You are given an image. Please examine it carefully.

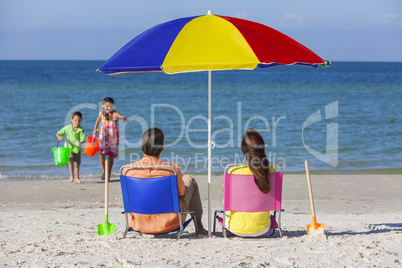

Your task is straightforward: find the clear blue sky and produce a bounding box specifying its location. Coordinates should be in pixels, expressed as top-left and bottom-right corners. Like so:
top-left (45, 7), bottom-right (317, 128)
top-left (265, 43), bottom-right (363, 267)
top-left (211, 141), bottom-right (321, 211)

top-left (1, 0), bottom-right (401, 61)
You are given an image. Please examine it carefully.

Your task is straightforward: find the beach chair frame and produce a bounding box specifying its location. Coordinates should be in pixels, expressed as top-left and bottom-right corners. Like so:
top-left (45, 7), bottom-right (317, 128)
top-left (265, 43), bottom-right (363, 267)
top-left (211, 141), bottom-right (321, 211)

top-left (119, 164), bottom-right (198, 240)
top-left (213, 163), bottom-right (284, 238)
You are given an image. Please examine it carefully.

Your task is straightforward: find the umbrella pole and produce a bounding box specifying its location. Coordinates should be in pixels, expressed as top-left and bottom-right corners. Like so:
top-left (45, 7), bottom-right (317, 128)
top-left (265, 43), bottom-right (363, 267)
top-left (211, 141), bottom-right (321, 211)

top-left (208, 70), bottom-right (212, 237)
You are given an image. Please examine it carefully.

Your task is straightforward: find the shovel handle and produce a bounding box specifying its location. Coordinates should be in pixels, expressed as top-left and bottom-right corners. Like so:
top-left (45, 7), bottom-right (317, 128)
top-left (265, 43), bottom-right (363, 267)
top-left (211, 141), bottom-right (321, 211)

top-left (305, 160), bottom-right (316, 218)
top-left (105, 159), bottom-right (109, 215)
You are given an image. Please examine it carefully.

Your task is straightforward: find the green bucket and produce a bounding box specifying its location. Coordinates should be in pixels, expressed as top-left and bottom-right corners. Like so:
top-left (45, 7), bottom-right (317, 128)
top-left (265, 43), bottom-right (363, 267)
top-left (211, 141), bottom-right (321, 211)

top-left (52, 138), bottom-right (72, 166)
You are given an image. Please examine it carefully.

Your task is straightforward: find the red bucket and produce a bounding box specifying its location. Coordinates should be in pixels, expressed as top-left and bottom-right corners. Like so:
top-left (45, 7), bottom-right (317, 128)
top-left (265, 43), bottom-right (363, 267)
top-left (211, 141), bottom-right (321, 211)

top-left (84, 136), bottom-right (100, 157)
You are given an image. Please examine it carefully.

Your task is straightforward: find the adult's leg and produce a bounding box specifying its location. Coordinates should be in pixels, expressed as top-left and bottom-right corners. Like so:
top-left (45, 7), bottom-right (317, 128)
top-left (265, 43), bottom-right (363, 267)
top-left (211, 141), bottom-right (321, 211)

top-left (180, 175), bottom-right (207, 234)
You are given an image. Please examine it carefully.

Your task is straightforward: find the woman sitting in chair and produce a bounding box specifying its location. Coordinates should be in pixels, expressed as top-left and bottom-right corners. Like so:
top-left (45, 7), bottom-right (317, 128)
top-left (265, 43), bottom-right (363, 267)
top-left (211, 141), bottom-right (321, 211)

top-left (222, 128), bottom-right (277, 236)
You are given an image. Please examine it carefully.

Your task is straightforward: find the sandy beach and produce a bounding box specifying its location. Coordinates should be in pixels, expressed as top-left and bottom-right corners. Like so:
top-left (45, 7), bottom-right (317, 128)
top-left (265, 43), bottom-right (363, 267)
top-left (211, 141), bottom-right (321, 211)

top-left (0, 174), bottom-right (401, 267)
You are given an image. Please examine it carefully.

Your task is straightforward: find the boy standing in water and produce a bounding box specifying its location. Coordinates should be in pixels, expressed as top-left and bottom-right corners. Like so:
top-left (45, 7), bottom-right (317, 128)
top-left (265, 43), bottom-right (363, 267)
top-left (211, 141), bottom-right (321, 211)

top-left (56, 111), bottom-right (85, 183)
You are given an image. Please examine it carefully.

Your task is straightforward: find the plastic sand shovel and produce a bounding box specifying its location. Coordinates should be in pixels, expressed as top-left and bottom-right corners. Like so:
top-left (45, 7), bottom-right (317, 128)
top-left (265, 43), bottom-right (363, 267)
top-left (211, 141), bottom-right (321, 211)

top-left (84, 136), bottom-right (100, 157)
top-left (98, 160), bottom-right (115, 235)
top-left (305, 160), bottom-right (325, 235)
top-left (52, 137), bottom-right (72, 166)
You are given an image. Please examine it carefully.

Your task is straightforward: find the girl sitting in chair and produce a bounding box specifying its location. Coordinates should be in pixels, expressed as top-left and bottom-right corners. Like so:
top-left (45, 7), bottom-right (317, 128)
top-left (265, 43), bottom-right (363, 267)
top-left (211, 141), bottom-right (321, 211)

top-left (222, 128), bottom-right (277, 237)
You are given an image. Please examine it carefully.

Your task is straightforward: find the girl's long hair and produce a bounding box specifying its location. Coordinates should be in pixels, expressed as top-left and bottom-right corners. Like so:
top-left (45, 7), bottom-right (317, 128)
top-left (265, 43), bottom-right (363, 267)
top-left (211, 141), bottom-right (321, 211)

top-left (241, 129), bottom-right (271, 194)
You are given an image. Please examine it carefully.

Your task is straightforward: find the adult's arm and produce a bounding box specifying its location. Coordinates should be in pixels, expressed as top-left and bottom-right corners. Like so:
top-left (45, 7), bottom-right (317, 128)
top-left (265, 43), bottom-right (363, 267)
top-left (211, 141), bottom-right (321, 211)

top-left (170, 162), bottom-right (185, 196)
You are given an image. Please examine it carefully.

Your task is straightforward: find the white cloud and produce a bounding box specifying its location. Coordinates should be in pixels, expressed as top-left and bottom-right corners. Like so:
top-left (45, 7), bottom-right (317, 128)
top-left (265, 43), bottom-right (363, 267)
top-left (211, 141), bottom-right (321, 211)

top-left (283, 13), bottom-right (302, 20)
top-left (235, 12), bottom-right (248, 19)
top-left (280, 13), bottom-right (309, 28)
top-left (382, 13), bottom-right (402, 20)
top-left (380, 13), bottom-right (402, 26)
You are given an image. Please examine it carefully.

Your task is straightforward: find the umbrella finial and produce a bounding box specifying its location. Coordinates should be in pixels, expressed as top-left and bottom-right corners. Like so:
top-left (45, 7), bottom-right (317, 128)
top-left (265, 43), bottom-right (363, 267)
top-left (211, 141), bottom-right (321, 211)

top-left (207, 10), bottom-right (211, 15)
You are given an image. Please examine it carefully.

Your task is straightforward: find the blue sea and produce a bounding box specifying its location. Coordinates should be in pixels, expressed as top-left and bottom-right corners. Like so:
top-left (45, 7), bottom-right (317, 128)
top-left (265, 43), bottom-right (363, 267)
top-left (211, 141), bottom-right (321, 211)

top-left (1, 61), bottom-right (401, 180)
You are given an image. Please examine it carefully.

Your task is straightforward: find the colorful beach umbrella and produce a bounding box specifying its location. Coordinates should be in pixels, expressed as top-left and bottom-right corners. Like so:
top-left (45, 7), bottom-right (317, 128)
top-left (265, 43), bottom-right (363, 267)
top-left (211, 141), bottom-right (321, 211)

top-left (98, 11), bottom-right (329, 236)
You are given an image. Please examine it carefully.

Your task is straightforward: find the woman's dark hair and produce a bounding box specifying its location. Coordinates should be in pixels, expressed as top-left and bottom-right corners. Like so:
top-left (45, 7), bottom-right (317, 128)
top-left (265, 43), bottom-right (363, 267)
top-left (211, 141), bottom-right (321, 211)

top-left (141, 128), bottom-right (164, 156)
top-left (241, 129), bottom-right (271, 194)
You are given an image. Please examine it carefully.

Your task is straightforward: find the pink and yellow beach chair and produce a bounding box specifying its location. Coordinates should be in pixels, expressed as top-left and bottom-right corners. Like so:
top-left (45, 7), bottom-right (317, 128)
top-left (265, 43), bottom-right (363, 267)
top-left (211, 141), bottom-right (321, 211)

top-left (213, 163), bottom-right (284, 238)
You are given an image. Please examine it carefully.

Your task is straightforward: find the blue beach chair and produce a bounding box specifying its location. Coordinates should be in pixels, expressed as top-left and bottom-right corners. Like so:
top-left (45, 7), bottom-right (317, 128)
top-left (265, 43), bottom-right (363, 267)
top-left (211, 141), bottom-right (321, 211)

top-left (119, 164), bottom-right (198, 239)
